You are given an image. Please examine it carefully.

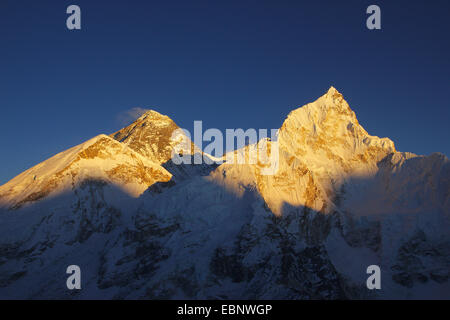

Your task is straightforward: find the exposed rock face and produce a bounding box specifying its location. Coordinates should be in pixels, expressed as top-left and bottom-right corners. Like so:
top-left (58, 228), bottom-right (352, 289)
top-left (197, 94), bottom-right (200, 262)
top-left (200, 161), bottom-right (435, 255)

top-left (0, 87), bottom-right (448, 299)
top-left (110, 110), bottom-right (190, 165)
top-left (391, 231), bottom-right (450, 288)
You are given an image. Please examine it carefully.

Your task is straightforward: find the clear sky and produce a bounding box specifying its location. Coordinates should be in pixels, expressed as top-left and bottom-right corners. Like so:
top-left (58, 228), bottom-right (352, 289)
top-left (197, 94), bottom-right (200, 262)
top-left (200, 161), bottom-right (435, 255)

top-left (0, 0), bottom-right (449, 184)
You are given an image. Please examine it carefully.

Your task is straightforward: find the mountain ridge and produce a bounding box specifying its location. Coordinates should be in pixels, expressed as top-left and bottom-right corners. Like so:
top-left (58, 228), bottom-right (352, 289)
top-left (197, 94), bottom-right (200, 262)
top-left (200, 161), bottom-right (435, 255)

top-left (0, 87), bottom-right (448, 299)
top-left (0, 87), bottom-right (447, 214)
top-left (0, 134), bottom-right (172, 209)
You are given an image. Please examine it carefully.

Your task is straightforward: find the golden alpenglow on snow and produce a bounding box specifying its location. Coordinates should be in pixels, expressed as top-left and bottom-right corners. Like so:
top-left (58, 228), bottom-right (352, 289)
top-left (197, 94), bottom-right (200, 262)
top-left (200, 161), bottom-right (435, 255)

top-left (0, 88), bottom-right (448, 300)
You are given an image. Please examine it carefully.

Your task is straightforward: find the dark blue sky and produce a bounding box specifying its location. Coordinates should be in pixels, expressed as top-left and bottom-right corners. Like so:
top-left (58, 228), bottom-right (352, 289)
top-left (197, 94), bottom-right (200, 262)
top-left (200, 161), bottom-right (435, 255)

top-left (0, 0), bottom-right (449, 184)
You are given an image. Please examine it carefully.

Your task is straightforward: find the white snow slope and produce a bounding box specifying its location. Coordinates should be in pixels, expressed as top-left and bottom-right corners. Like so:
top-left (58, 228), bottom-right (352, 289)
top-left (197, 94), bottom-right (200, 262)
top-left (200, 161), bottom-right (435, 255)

top-left (0, 87), bottom-right (448, 299)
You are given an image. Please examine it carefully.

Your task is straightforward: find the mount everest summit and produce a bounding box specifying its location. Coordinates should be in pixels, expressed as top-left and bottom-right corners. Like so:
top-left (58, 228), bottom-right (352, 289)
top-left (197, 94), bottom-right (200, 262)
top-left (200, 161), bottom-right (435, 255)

top-left (0, 87), bottom-right (448, 299)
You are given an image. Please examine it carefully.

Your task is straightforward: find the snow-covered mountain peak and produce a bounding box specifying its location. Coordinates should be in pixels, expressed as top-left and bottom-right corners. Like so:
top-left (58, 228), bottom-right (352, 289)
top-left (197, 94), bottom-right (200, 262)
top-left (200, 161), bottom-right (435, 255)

top-left (279, 87), bottom-right (395, 164)
top-left (110, 110), bottom-right (186, 164)
top-left (284, 86), bottom-right (355, 126)
top-left (0, 134), bottom-right (171, 210)
top-left (0, 88), bottom-right (449, 300)
top-left (137, 109), bottom-right (173, 123)
top-left (209, 88), bottom-right (398, 215)
top-left (325, 85), bottom-right (342, 97)
top-left (327, 85), bottom-right (338, 93)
